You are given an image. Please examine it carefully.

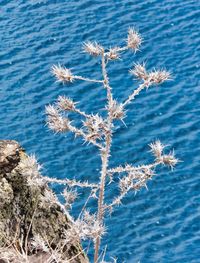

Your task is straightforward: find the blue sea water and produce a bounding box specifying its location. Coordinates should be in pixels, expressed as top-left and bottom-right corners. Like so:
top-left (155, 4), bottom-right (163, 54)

top-left (1, 0), bottom-right (200, 262)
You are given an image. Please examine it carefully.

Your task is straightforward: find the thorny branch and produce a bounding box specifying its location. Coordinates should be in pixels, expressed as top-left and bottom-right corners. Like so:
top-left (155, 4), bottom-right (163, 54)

top-left (45, 28), bottom-right (178, 262)
top-left (43, 176), bottom-right (99, 189)
top-left (94, 48), bottom-right (114, 263)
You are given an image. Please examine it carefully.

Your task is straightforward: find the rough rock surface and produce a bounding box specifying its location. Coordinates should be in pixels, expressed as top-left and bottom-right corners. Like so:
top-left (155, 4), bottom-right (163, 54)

top-left (0, 140), bottom-right (88, 263)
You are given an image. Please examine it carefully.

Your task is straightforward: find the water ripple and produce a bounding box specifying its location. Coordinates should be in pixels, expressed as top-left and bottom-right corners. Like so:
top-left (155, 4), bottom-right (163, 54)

top-left (1, 0), bottom-right (200, 262)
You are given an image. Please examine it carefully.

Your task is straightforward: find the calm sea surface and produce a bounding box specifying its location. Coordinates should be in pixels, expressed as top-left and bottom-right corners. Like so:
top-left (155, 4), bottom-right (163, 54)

top-left (1, 0), bottom-right (200, 262)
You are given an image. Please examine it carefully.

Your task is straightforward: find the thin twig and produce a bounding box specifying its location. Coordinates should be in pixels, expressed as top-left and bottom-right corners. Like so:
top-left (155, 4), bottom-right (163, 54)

top-left (107, 161), bottom-right (161, 175)
top-left (74, 108), bottom-right (91, 118)
top-left (43, 176), bottom-right (99, 189)
top-left (94, 50), bottom-right (114, 263)
top-left (122, 82), bottom-right (147, 108)
top-left (74, 75), bottom-right (103, 83)
top-left (68, 123), bottom-right (104, 149)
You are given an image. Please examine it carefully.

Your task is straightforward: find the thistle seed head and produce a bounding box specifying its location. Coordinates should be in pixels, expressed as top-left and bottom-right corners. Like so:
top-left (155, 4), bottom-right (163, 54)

top-left (148, 70), bottom-right (171, 85)
top-left (48, 116), bottom-right (70, 133)
top-left (52, 64), bottom-right (74, 83)
top-left (71, 211), bottom-right (106, 242)
top-left (130, 63), bottom-right (148, 81)
top-left (119, 175), bottom-right (133, 193)
top-left (149, 140), bottom-right (165, 158)
top-left (83, 41), bottom-right (104, 56)
top-left (161, 151), bottom-right (179, 169)
top-left (57, 95), bottom-right (77, 111)
top-left (107, 47), bottom-right (120, 60)
top-left (46, 106), bottom-right (70, 133)
top-left (109, 100), bottom-right (125, 120)
top-left (63, 188), bottom-right (78, 209)
top-left (130, 64), bottom-right (170, 86)
top-left (18, 154), bottom-right (45, 186)
top-left (127, 28), bottom-right (142, 51)
top-left (83, 114), bottom-right (106, 140)
top-left (45, 104), bottom-right (60, 117)
top-left (19, 154), bottom-right (42, 174)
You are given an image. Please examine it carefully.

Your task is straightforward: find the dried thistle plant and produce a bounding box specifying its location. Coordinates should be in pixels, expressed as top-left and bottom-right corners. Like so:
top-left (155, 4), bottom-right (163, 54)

top-left (45, 28), bottom-right (178, 262)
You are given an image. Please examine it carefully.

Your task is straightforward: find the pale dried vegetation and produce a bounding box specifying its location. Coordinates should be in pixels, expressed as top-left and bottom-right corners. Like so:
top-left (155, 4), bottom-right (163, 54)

top-left (45, 28), bottom-right (178, 262)
top-left (1, 28), bottom-right (178, 263)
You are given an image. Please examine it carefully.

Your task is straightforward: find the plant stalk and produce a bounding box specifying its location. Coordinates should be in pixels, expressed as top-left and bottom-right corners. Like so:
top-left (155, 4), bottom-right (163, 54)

top-left (94, 52), bottom-right (113, 263)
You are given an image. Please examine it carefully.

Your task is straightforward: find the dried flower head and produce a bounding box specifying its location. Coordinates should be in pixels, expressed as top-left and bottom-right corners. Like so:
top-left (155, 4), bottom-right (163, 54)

top-left (19, 154), bottom-right (42, 174)
top-left (57, 95), bottom-right (77, 111)
top-left (83, 114), bottom-right (106, 140)
top-left (127, 28), bottom-right (142, 51)
top-left (107, 47), bottom-right (120, 60)
top-left (74, 211), bottom-right (106, 242)
top-left (130, 63), bottom-right (148, 80)
top-left (161, 151), bottom-right (179, 169)
top-left (149, 140), bottom-right (165, 159)
top-left (148, 70), bottom-right (171, 85)
top-left (46, 105), bottom-right (70, 133)
top-left (63, 188), bottom-right (78, 209)
top-left (83, 41), bottom-right (104, 56)
top-left (45, 104), bottom-right (60, 117)
top-left (52, 64), bottom-right (74, 83)
top-left (109, 100), bottom-right (125, 120)
top-left (63, 211), bottom-right (100, 243)
top-left (18, 154), bottom-right (44, 186)
top-left (119, 174), bottom-right (133, 193)
top-left (48, 116), bottom-right (70, 133)
top-left (84, 114), bottom-right (104, 132)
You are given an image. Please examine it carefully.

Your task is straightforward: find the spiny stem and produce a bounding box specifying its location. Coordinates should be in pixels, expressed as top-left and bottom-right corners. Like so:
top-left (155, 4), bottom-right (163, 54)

top-left (94, 148), bottom-right (109, 263)
top-left (74, 108), bottom-right (91, 119)
top-left (68, 123), bottom-right (104, 149)
top-left (94, 51), bottom-right (113, 263)
top-left (104, 46), bottom-right (128, 56)
top-left (74, 75), bottom-right (103, 83)
top-left (122, 82), bottom-right (147, 108)
top-left (43, 176), bottom-right (99, 189)
top-left (107, 161), bottom-right (161, 175)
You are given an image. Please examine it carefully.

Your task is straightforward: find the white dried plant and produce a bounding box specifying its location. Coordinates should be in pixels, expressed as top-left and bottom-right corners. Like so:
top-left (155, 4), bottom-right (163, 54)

top-left (45, 28), bottom-right (178, 262)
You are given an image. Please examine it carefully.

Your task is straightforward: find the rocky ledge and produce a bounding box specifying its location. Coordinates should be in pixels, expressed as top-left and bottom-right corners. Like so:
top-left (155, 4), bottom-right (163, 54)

top-left (0, 140), bottom-right (88, 263)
